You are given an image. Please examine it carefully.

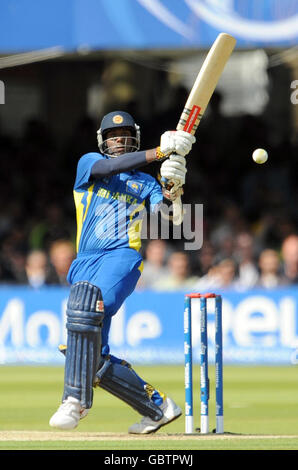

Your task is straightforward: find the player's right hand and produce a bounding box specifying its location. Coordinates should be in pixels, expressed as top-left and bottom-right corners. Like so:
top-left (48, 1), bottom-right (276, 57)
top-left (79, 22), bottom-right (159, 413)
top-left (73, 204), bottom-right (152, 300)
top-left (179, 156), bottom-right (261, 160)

top-left (160, 130), bottom-right (196, 157)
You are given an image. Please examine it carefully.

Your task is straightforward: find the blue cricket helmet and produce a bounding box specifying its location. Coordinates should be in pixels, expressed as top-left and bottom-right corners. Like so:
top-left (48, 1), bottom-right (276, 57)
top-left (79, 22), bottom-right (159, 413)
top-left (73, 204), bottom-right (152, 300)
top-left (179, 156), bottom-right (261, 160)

top-left (97, 111), bottom-right (140, 156)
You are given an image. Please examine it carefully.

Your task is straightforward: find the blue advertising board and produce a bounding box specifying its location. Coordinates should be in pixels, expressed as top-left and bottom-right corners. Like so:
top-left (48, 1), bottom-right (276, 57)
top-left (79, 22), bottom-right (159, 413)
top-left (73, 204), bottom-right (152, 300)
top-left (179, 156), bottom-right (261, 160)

top-left (0, 0), bottom-right (297, 52)
top-left (1, 285), bottom-right (298, 365)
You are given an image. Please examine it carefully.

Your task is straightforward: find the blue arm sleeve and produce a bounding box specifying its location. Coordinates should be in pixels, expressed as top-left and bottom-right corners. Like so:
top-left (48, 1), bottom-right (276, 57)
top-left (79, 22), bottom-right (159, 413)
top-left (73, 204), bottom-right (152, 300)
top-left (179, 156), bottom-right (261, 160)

top-left (91, 151), bottom-right (148, 178)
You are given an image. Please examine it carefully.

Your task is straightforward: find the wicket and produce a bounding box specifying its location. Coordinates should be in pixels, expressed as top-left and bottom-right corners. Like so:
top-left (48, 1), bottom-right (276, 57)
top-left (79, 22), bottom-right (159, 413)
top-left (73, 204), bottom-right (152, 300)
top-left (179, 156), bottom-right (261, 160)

top-left (184, 293), bottom-right (223, 434)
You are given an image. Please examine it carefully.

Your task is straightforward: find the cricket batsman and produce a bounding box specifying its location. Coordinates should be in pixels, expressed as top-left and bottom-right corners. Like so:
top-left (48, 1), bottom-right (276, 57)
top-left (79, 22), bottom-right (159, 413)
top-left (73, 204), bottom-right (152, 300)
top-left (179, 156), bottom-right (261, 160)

top-left (49, 110), bottom-right (195, 434)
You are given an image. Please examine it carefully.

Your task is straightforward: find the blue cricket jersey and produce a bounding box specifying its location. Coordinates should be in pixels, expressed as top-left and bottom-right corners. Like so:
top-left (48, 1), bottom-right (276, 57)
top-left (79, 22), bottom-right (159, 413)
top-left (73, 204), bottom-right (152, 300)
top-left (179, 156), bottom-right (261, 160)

top-left (73, 152), bottom-right (163, 254)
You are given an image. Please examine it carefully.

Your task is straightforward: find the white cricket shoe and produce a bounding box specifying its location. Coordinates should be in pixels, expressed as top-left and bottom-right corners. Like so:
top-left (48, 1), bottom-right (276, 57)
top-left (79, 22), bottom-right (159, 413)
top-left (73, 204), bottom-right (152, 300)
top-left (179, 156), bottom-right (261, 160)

top-left (49, 396), bottom-right (88, 430)
top-left (128, 397), bottom-right (182, 434)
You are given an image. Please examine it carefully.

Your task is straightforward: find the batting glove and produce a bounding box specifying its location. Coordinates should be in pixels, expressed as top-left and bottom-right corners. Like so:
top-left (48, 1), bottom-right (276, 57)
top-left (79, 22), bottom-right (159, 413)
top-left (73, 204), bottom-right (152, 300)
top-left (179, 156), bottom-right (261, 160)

top-left (160, 154), bottom-right (187, 186)
top-left (160, 130), bottom-right (196, 157)
top-left (162, 186), bottom-right (184, 202)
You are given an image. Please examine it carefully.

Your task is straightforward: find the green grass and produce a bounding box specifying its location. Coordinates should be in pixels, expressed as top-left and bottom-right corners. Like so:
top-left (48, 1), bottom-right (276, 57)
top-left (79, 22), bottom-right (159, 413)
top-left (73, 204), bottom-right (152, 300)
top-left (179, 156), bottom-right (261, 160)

top-left (1, 364), bottom-right (298, 450)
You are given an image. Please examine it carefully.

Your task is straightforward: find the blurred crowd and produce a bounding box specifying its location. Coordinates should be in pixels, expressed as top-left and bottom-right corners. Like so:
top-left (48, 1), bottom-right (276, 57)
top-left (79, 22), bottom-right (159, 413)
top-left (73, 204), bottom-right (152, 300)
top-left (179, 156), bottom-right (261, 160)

top-left (137, 234), bottom-right (298, 292)
top-left (0, 85), bottom-right (297, 291)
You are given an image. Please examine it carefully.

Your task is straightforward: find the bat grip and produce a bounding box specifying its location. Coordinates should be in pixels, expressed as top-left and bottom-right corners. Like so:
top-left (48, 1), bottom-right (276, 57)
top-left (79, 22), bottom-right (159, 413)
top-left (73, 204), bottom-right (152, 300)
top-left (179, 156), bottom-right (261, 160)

top-left (160, 177), bottom-right (184, 226)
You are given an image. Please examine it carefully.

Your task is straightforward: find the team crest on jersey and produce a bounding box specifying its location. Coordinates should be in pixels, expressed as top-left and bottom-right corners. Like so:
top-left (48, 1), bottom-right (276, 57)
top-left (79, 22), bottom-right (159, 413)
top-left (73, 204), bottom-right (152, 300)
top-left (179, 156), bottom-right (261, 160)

top-left (113, 114), bottom-right (124, 124)
top-left (126, 180), bottom-right (142, 195)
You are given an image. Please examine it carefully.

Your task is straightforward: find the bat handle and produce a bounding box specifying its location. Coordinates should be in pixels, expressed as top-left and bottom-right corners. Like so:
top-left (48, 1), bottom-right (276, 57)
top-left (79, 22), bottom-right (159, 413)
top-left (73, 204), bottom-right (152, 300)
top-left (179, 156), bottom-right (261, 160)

top-left (172, 196), bottom-right (184, 226)
top-left (161, 177), bottom-right (184, 226)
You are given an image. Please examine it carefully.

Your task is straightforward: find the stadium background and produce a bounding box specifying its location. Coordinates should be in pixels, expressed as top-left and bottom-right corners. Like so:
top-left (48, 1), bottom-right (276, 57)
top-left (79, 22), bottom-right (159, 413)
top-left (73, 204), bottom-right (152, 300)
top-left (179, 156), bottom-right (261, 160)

top-left (0, 0), bottom-right (298, 368)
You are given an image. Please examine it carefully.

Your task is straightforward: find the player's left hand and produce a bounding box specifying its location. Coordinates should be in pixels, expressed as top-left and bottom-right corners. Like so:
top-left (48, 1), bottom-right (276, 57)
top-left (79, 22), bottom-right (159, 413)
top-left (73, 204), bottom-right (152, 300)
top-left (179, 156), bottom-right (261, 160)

top-left (160, 130), bottom-right (196, 157)
top-left (160, 154), bottom-right (187, 186)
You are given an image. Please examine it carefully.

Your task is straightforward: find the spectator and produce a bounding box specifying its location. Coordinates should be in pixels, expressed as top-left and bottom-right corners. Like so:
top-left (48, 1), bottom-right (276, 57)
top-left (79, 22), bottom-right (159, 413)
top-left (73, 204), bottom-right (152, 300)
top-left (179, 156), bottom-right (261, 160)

top-left (193, 241), bottom-right (215, 277)
top-left (194, 265), bottom-right (222, 292)
top-left (280, 235), bottom-right (298, 285)
top-left (152, 251), bottom-right (198, 291)
top-left (28, 203), bottom-right (73, 251)
top-left (213, 233), bottom-right (236, 265)
top-left (257, 249), bottom-right (282, 288)
top-left (234, 232), bottom-right (259, 290)
top-left (2, 248), bottom-right (27, 284)
top-left (25, 250), bottom-right (53, 288)
top-left (195, 258), bottom-right (239, 291)
top-left (48, 239), bottom-right (76, 285)
top-left (0, 226), bottom-right (28, 283)
top-left (137, 239), bottom-right (171, 289)
top-left (216, 258), bottom-right (239, 289)
top-left (210, 201), bottom-right (246, 254)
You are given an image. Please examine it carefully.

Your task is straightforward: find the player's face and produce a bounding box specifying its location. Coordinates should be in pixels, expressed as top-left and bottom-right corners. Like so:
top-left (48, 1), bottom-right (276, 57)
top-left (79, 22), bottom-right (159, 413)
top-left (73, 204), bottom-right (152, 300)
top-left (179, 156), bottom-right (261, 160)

top-left (105, 128), bottom-right (134, 156)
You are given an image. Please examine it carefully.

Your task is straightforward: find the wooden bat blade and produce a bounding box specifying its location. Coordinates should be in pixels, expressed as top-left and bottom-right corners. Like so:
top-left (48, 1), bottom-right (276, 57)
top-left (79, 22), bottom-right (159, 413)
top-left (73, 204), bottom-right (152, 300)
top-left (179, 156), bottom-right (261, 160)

top-left (170, 33), bottom-right (236, 225)
top-left (177, 33), bottom-right (236, 135)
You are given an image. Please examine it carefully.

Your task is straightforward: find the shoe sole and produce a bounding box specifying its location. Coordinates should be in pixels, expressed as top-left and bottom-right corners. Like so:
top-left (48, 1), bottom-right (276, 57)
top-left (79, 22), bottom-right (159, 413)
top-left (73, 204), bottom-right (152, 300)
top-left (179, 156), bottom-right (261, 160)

top-left (49, 421), bottom-right (79, 430)
top-left (129, 410), bottom-right (182, 435)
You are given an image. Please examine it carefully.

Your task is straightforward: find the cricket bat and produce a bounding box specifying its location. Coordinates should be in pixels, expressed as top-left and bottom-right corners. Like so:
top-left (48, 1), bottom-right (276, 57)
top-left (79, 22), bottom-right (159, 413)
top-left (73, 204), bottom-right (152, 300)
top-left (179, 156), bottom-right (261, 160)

top-left (164, 32), bottom-right (236, 225)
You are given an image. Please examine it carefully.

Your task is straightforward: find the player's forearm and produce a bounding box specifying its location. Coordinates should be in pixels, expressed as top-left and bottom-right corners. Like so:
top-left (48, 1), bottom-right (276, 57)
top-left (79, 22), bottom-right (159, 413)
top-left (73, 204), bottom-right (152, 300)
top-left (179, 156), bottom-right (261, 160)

top-left (91, 149), bottom-right (163, 178)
